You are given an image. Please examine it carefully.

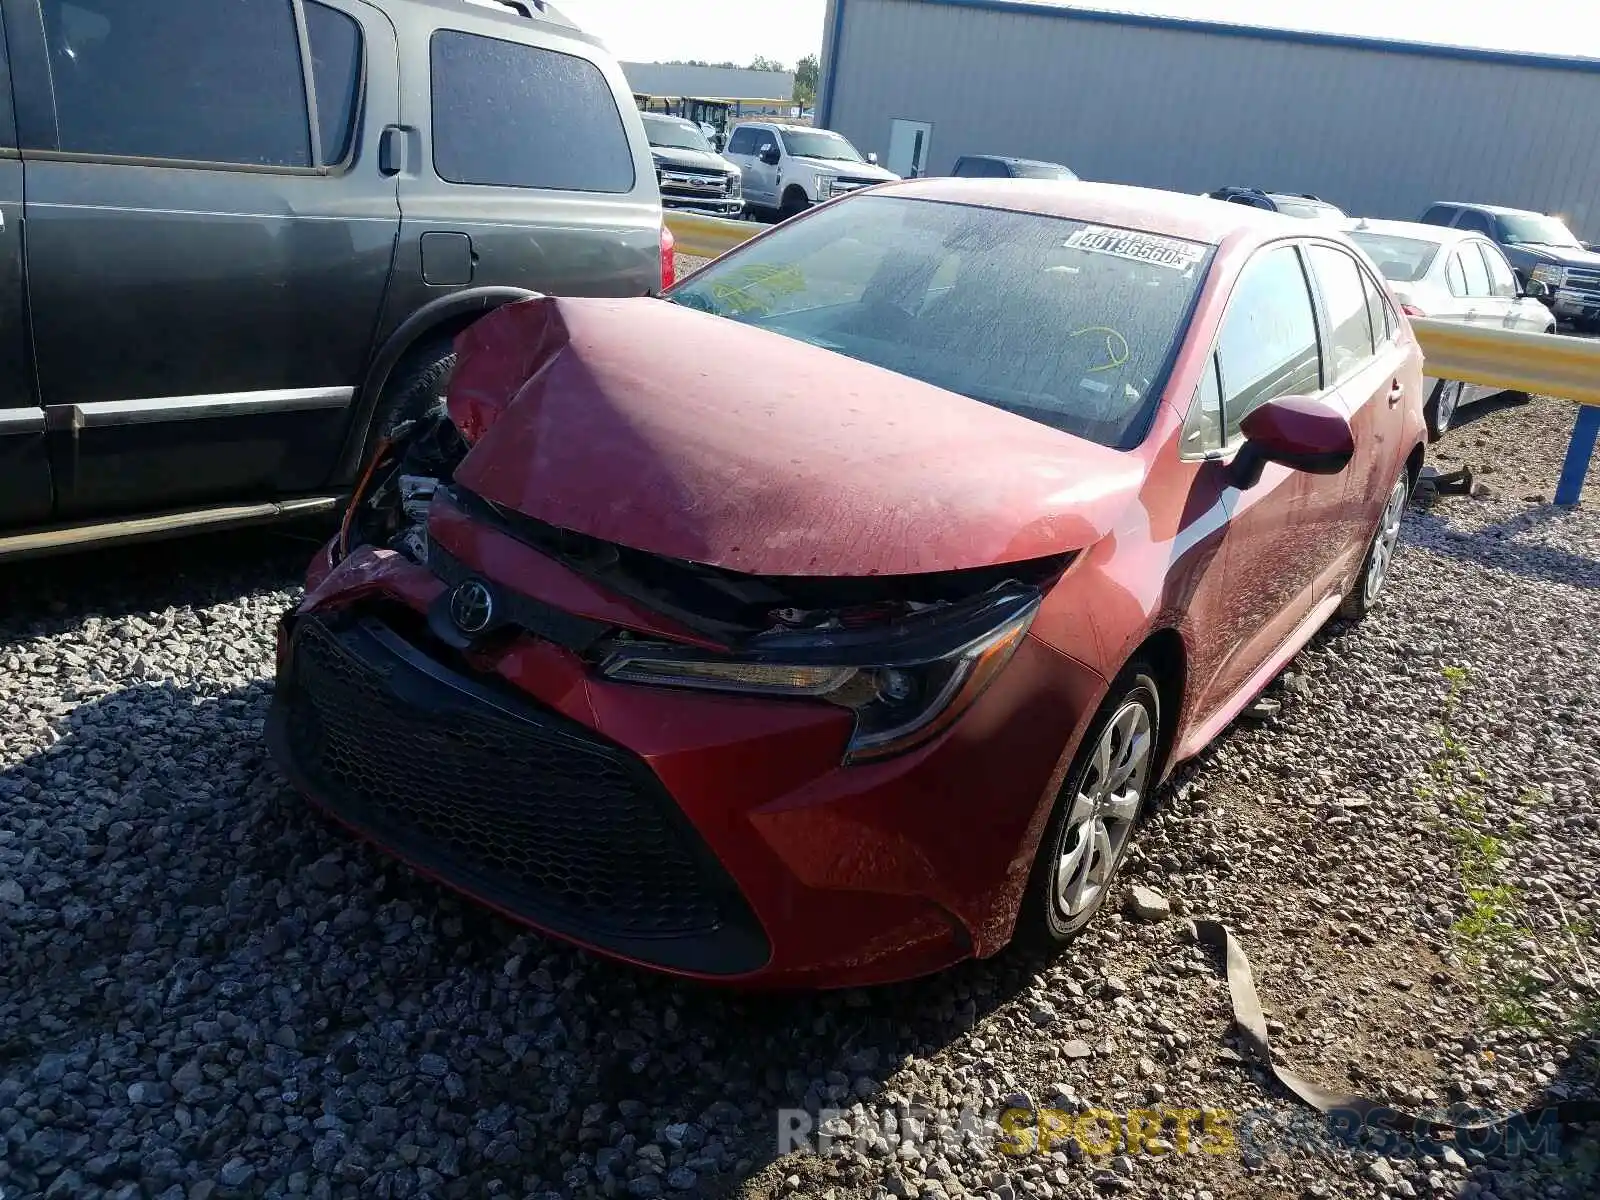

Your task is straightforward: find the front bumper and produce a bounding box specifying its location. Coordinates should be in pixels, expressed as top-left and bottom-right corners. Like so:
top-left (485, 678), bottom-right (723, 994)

top-left (1552, 287), bottom-right (1600, 323)
top-left (269, 532), bottom-right (1104, 987)
top-left (661, 194), bottom-right (745, 217)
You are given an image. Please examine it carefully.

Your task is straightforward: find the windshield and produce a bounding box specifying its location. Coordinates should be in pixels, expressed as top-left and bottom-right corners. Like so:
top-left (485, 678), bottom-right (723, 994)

top-left (1496, 212), bottom-right (1581, 247)
top-left (1347, 233), bottom-right (1440, 282)
top-left (780, 129), bottom-right (866, 163)
top-left (1271, 197), bottom-right (1344, 220)
top-left (643, 116), bottom-right (714, 153)
top-left (1011, 162), bottom-right (1078, 180)
top-left (666, 195), bottom-right (1212, 449)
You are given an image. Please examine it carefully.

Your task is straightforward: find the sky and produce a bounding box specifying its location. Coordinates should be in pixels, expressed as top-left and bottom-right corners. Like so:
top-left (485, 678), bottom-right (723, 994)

top-left (556, 0), bottom-right (1599, 70)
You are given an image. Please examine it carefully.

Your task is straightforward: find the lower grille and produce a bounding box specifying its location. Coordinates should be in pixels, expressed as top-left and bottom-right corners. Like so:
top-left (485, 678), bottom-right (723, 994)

top-left (273, 613), bottom-right (768, 971)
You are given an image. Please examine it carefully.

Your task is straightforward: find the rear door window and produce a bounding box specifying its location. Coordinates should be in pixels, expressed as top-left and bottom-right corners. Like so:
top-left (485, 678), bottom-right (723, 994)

top-left (1419, 205), bottom-right (1457, 227)
top-left (1458, 243), bottom-right (1492, 298)
top-left (1359, 267), bottom-right (1394, 347)
top-left (430, 30), bottom-right (635, 192)
top-left (39, 0), bottom-right (312, 167)
top-left (305, 1), bottom-right (364, 166)
top-left (1216, 245), bottom-right (1323, 439)
top-left (1454, 209), bottom-right (1495, 236)
top-left (1478, 242), bottom-right (1519, 299)
top-left (725, 127), bottom-right (762, 155)
top-left (1445, 252), bottom-right (1469, 297)
top-left (1306, 244), bottom-right (1375, 384)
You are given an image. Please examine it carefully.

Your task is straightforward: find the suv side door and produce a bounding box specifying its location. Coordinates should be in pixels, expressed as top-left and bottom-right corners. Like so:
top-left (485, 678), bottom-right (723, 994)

top-left (7, 0), bottom-right (402, 521)
top-left (383, 6), bottom-right (659, 344)
top-left (0, 21), bottom-right (52, 529)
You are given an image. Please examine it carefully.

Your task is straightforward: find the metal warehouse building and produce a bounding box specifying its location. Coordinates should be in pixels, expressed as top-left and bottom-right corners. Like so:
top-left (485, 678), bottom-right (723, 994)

top-left (815, 0), bottom-right (1600, 237)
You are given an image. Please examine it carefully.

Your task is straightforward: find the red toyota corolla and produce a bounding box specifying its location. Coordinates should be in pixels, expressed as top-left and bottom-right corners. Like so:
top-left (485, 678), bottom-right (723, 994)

top-left (268, 179), bottom-right (1426, 987)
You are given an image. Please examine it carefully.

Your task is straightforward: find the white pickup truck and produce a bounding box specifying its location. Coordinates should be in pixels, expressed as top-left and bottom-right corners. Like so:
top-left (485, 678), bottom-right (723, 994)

top-left (723, 122), bottom-right (900, 220)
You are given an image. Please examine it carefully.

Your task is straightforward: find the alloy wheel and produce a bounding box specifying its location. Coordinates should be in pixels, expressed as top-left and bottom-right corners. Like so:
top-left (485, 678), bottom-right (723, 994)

top-left (1435, 379), bottom-right (1463, 434)
top-left (1054, 699), bottom-right (1153, 921)
top-left (1363, 475), bottom-right (1408, 608)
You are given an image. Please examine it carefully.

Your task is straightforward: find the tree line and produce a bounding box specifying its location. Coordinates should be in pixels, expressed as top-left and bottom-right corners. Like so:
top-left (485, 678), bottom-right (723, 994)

top-left (659, 54), bottom-right (820, 105)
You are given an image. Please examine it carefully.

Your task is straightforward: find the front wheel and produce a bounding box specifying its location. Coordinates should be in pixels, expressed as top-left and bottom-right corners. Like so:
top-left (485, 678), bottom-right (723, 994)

top-left (778, 188), bottom-right (812, 221)
top-left (1425, 378), bottom-right (1463, 441)
top-left (1015, 666), bottom-right (1161, 951)
top-left (1340, 469), bottom-right (1409, 622)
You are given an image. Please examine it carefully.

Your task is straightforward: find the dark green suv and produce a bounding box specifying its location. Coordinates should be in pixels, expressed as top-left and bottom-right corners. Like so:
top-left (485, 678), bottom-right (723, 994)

top-left (0, 0), bottom-right (669, 560)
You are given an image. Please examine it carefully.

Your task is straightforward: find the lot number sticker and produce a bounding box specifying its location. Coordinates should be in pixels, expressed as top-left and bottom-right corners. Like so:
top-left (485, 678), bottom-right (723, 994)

top-left (1064, 226), bottom-right (1204, 274)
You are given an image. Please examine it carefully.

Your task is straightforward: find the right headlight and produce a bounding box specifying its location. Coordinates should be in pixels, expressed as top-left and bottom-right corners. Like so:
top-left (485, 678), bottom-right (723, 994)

top-left (1531, 264), bottom-right (1566, 286)
top-left (598, 593), bottom-right (1041, 764)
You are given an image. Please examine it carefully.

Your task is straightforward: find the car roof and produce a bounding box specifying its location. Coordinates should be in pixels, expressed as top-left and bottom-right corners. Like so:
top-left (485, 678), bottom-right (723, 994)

top-left (1344, 217), bottom-right (1484, 243)
top-left (874, 178), bottom-right (1307, 247)
top-left (1429, 201), bottom-right (1542, 218)
top-left (642, 112), bottom-right (695, 126)
top-left (963, 155), bottom-right (1070, 168)
top-left (737, 121), bottom-right (827, 133)
top-left (1265, 193), bottom-right (1338, 207)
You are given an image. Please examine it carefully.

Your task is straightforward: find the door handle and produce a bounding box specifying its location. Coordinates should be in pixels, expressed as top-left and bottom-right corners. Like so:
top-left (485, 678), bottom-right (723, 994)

top-left (379, 126), bottom-right (406, 176)
top-left (1388, 381), bottom-right (1405, 405)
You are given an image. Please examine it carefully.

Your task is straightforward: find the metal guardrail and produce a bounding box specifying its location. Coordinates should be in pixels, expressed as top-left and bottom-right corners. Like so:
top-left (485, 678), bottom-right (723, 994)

top-left (664, 212), bottom-right (768, 260)
top-left (658, 217), bottom-right (1599, 504)
top-left (1410, 318), bottom-right (1599, 505)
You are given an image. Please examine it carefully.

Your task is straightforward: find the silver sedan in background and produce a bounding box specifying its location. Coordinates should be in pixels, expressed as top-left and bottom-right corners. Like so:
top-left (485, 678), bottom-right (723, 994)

top-left (1345, 218), bottom-right (1555, 440)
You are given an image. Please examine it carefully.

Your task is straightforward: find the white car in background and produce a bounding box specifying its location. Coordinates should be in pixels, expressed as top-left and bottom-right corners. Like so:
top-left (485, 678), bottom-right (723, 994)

top-left (1346, 217), bottom-right (1556, 440)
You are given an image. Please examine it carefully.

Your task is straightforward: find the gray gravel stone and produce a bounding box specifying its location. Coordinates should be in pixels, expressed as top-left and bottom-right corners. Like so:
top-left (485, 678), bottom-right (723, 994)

top-left (2, 423), bottom-right (1598, 1200)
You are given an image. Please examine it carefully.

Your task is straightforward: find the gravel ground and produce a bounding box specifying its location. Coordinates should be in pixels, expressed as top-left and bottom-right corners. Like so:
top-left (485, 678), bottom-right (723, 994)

top-left (2, 392), bottom-right (1597, 1200)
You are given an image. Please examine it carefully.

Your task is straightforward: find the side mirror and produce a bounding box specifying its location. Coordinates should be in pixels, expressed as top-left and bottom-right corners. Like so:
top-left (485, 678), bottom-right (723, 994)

top-left (867, 151), bottom-right (879, 165)
top-left (759, 144), bottom-right (781, 165)
top-left (1236, 394), bottom-right (1355, 487)
top-left (1523, 278), bottom-right (1551, 300)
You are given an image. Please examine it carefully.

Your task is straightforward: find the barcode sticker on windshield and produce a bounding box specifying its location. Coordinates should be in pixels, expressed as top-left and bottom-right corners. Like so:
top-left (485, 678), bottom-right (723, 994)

top-left (1063, 226), bottom-right (1205, 273)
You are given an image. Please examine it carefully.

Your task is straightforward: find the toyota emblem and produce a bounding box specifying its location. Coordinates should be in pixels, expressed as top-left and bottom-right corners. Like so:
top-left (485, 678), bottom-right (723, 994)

top-left (449, 580), bottom-right (495, 634)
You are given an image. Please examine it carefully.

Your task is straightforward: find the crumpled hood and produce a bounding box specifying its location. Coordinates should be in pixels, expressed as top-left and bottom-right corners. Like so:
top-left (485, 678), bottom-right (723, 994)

top-left (445, 296), bottom-right (1146, 577)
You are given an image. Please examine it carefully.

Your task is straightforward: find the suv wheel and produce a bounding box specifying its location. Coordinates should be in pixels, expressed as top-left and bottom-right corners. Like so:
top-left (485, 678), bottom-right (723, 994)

top-left (373, 335), bottom-right (458, 449)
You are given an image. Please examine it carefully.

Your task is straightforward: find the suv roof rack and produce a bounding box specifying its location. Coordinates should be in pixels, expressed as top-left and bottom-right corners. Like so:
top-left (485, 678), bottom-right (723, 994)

top-left (459, 0), bottom-right (545, 17)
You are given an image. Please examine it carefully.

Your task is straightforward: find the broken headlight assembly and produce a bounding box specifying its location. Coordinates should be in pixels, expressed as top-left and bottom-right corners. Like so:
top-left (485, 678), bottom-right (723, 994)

top-left (597, 585), bottom-right (1042, 763)
top-left (337, 404), bottom-right (468, 566)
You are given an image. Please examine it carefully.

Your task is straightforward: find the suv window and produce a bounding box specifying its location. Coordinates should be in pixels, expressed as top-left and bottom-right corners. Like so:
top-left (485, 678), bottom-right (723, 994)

top-left (1478, 242), bottom-right (1519, 299)
top-left (1458, 244), bottom-right (1492, 297)
top-left (431, 31), bottom-right (634, 193)
top-left (1454, 209), bottom-right (1495, 237)
top-left (1217, 245), bottom-right (1322, 439)
top-left (40, 0), bottom-right (312, 167)
top-left (726, 126), bottom-right (763, 155)
top-left (1420, 205), bottom-right (1458, 227)
top-left (305, 1), bottom-right (363, 165)
top-left (1306, 244), bottom-right (1375, 383)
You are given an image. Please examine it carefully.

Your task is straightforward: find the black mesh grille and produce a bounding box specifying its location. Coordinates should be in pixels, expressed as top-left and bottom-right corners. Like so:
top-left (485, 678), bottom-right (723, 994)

top-left (283, 616), bottom-right (729, 938)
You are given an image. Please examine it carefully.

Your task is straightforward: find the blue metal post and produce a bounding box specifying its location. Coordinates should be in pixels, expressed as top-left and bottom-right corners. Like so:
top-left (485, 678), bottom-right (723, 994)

top-left (1555, 403), bottom-right (1600, 506)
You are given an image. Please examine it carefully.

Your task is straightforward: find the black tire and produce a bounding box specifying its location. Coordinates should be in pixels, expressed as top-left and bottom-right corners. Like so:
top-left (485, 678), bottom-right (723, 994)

top-left (778, 187), bottom-right (811, 221)
top-left (1424, 378), bottom-right (1462, 442)
top-left (372, 335), bottom-right (458, 450)
top-left (1014, 664), bottom-right (1162, 953)
top-left (1339, 467), bottom-right (1409, 622)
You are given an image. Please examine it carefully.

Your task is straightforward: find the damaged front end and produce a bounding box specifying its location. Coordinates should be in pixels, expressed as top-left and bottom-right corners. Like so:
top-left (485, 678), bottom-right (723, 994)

top-left (330, 400), bottom-right (1072, 765)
